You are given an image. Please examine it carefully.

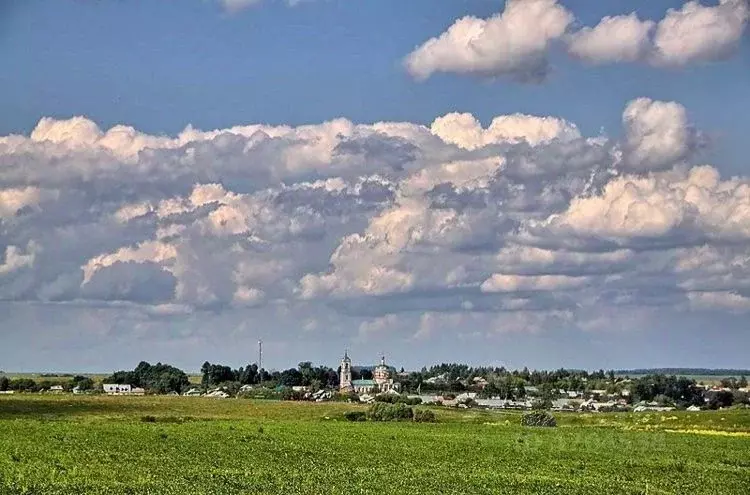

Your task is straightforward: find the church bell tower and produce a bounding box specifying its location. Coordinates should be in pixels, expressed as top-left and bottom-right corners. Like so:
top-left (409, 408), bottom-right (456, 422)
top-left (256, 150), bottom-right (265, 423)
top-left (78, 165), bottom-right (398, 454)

top-left (339, 351), bottom-right (352, 391)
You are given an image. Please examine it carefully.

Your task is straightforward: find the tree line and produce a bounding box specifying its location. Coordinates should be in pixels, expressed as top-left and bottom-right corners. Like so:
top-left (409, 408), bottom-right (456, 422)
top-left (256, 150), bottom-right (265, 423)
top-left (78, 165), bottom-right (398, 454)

top-left (0, 375), bottom-right (94, 393)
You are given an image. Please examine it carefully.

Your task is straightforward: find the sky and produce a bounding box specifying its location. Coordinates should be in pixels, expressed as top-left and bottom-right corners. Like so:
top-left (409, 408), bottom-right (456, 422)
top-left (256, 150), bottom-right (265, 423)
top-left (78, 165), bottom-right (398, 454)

top-left (1, 0), bottom-right (749, 373)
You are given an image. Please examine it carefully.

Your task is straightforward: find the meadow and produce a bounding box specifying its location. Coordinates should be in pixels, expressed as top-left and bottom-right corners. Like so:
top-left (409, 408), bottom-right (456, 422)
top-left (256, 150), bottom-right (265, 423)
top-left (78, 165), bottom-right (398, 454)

top-left (0, 395), bottom-right (748, 495)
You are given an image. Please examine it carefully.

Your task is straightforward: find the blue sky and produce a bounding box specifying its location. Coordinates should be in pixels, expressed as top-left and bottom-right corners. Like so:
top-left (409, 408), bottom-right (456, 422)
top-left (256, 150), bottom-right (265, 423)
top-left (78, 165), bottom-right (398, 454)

top-left (0, 0), bottom-right (749, 372)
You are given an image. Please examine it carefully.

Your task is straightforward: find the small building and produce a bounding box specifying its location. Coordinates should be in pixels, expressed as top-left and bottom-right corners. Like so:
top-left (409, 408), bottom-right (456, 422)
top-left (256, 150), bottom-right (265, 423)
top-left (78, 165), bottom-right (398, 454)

top-left (103, 384), bottom-right (131, 395)
top-left (472, 377), bottom-right (489, 389)
top-left (49, 385), bottom-right (64, 393)
top-left (425, 374), bottom-right (448, 385)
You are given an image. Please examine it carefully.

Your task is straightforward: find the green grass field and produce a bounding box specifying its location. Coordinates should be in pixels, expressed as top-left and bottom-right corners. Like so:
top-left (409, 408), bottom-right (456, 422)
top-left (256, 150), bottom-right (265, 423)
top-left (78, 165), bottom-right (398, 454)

top-left (0, 396), bottom-right (748, 494)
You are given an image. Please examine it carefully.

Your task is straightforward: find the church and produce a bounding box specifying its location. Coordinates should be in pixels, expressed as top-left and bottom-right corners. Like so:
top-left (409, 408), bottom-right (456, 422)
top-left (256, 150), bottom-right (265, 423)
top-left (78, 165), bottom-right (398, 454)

top-left (339, 352), bottom-right (400, 394)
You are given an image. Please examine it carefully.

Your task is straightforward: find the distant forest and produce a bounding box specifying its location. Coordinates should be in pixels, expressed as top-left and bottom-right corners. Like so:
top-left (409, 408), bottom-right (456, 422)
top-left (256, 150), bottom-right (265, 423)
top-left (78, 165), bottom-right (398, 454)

top-left (616, 368), bottom-right (750, 376)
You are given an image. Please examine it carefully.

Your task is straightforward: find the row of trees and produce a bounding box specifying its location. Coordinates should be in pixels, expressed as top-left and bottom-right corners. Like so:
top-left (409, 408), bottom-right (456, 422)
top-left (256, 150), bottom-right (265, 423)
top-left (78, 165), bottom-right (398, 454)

top-left (0, 375), bottom-right (94, 393)
top-left (397, 364), bottom-right (618, 395)
top-left (629, 375), bottom-right (704, 406)
top-left (200, 362), bottom-right (267, 386)
top-left (200, 361), bottom-right (342, 390)
top-left (629, 374), bottom-right (748, 409)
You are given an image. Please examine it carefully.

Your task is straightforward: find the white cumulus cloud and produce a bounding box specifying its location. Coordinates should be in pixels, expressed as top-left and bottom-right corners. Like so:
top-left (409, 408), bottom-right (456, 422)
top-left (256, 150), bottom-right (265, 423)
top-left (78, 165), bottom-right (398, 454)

top-left (567, 13), bottom-right (655, 64)
top-left (404, 0), bottom-right (574, 82)
top-left (1, 96), bottom-right (749, 339)
top-left (407, 0), bottom-right (749, 81)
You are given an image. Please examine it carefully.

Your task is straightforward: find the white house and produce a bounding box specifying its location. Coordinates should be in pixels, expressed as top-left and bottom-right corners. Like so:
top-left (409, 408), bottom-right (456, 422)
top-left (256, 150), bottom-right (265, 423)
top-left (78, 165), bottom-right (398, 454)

top-left (205, 389), bottom-right (229, 398)
top-left (103, 384), bottom-right (131, 395)
top-left (50, 385), bottom-right (64, 393)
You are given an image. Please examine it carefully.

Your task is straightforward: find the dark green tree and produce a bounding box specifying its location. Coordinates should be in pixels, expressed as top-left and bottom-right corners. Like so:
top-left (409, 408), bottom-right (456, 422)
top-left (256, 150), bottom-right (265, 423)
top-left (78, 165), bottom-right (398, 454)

top-left (279, 368), bottom-right (303, 387)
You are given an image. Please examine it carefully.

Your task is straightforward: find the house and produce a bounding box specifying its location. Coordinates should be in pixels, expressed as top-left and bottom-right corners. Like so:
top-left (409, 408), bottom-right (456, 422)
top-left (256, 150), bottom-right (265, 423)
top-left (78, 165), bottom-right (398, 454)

top-left (50, 385), bottom-right (64, 393)
top-left (633, 402), bottom-right (675, 412)
top-left (184, 388), bottom-right (202, 397)
top-left (102, 384), bottom-right (145, 395)
top-left (311, 390), bottom-right (331, 402)
top-left (552, 399), bottom-right (577, 411)
top-left (340, 352), bottom-right (401, 394)
top-left (472, 377), bottom-right (489, 389)
top-left (425, 374), bottom-right (448, 385)
top-left (589, 389), bottom-right (608, 399)
top-left (474, 398), bottom-right (531, 410)
top-left (103, 384), bottom-right (131, 395)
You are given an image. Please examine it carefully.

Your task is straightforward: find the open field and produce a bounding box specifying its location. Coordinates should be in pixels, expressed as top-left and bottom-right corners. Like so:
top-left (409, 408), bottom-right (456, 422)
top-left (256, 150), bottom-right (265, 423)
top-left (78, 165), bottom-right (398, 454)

top-left (1, 396), bottom-right (749, 494)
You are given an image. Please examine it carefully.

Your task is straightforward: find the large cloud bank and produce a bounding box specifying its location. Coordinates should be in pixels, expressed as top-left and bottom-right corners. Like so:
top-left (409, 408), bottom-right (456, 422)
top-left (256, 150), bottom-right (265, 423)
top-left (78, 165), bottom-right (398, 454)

top-left (406, 0), bottom-right (749, 81)
top-left (1, 96), bottom-right (749, 338)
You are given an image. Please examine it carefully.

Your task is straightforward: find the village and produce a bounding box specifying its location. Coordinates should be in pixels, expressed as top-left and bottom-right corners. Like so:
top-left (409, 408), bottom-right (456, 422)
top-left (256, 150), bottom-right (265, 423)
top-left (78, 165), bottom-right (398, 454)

top-left (6, 353), bottom-right (745, 414)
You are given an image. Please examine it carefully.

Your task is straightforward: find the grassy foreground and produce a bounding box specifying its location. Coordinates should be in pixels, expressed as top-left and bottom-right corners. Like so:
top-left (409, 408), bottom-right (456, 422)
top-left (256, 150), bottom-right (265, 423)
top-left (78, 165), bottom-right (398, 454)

top-left (0, 396), bottom-right (748, 494)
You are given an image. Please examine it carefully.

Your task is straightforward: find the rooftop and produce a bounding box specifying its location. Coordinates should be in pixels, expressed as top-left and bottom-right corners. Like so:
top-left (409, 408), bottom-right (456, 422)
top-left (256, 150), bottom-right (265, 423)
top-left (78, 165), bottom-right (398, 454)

top-left (351, 379), bottom-right (377, 386)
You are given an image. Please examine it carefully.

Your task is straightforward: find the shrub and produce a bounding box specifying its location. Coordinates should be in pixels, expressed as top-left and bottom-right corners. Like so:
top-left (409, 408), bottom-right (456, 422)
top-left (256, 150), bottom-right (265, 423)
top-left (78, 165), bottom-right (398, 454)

top-left (413, 409), bottom-right (437, 423)
top-left (279, 387), bottom-right (306, 401)
top-left (140, 415), bottom-right (157, 423)
top-left (374, 394), bottom-right (397, 403)
top-left (367, 402), bottom-right (414, 422)
top-left (531, 399), bottom-right (553, 411)
top-left (521, 411), bottom-right (557, 427)
top-left (375, 394), bottom-right (422, 406)
top-left (332, 391), bottom-right (359, 402)
top-left (344, 411), bottom-right (367, 422)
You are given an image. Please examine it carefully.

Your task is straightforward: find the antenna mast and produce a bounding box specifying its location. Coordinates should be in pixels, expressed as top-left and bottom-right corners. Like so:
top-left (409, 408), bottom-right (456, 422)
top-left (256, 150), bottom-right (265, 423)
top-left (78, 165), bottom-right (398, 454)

top-left (258, 340), bottom-right (263, 388)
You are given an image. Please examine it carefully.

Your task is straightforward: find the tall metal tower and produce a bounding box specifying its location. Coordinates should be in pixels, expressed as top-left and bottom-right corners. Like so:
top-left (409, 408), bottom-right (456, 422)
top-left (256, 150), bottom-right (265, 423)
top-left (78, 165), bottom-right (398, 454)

top-left (258, 340), bottom-right (263, 387)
